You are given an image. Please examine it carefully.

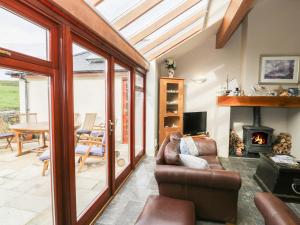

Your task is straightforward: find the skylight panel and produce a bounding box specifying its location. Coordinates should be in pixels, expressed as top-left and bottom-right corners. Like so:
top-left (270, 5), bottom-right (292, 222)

top-left (120, 0), bottom-right (186, 38)
top-left (94, 0), bottom-right (143, 22)
top-left (145, 18), bottom-right (204, 58)
top-left (134, 0), bottom-right (208, 50)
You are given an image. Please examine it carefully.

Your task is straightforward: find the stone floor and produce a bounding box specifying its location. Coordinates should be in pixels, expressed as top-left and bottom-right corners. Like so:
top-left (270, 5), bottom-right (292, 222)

top-left (96, 156), bottom-right (300, 225)
top-left (0, 141), bottom-right (129, 225)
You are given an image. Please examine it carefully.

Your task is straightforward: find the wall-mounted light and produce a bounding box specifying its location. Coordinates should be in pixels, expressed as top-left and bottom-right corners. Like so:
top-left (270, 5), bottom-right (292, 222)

top-left (192, 77), bottom-right (207, 84)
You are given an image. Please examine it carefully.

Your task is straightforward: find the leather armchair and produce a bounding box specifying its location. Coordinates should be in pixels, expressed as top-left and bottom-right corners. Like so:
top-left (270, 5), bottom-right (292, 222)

top-left (155, 135), bottom-right (241, 224)
top-left (254, 192), bottom-right (300, 225)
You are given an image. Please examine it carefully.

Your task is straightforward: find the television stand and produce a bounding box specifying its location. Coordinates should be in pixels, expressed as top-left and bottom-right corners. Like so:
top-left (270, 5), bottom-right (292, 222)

top-left (184, 131), bottom-right (209, 137)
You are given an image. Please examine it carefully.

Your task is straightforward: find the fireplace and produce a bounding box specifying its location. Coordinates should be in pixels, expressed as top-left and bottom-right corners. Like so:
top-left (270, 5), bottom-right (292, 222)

top-left (243, 107), bottom-right (273, 154)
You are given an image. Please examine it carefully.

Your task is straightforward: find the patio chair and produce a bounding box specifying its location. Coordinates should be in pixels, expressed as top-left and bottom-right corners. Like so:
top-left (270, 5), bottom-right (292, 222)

top-left (0, 117), bottom-right (14, 151)
top-left (75, 130), bottom-right (106, 172)
top-left (39, 148), bottom-right (50, 176)
top-left (76, 113), bottom-right (97, 142)
top-left (39, 131), bottom-right (105, 176)
top-left (74, 113), bottom-right (80, 125)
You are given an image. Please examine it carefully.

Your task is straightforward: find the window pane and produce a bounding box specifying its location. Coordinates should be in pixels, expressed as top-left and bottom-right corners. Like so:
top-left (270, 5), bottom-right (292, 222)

top-left (114, 64), bottom-right (130, 177)
top-left (135, 74), bottom-right (144, 157)
top-left (0, 7), bottom-right (49, 60)
top-left (73, 43), bottom-right (108, 217)
top-left (0, 68), bottom-right (54, 225)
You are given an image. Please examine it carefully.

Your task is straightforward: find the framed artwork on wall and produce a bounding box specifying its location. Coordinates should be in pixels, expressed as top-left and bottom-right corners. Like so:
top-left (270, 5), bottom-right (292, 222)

top-left (259, 55), bottom-right (300, 84)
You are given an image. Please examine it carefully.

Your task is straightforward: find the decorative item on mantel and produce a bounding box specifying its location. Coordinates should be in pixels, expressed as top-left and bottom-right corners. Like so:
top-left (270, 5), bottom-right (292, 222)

top-left (273, 133), bottom-right (292, 155)
top-left (217, 76), bottom-right (242, 96)
top-left (164, 58), bottom-right (176, 78)
top-left (229, 129), bottom-right (245, 156)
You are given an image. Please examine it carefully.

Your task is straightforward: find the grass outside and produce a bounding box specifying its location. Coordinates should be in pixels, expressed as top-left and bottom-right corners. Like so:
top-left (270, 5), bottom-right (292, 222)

top-left (0, 80), bottom-right (19, 110)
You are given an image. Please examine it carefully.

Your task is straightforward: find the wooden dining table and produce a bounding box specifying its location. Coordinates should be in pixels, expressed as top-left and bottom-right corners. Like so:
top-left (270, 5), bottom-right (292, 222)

top-left (10, 122), bottom-right (81, 156)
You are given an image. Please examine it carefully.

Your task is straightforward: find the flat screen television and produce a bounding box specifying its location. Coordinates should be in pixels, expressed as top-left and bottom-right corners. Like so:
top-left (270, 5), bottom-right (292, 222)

top-left (183, 112), bottom-right (207, 135)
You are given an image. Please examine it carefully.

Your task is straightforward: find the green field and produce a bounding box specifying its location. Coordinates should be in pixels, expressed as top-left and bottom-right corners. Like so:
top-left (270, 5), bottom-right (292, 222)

top-left (0, 80), bottom-right (20, 110)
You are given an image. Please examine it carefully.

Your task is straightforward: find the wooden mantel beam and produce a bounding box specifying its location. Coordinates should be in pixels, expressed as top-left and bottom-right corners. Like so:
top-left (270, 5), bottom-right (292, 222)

top-left (216, 0), bottom-right (254, 49)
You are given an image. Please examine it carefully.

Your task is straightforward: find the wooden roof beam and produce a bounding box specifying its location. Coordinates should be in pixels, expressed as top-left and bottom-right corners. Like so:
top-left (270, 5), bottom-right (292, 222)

top-left (139, 9), bottom-right (206, 54)
top-left (216, 0), bottom-right (254, 49)
top-left (130, 0), bottom-right (202, 45)
top-left (114, 0), bottom-right (163, 30)
top-left (146, 25), bottom-right (203, 61)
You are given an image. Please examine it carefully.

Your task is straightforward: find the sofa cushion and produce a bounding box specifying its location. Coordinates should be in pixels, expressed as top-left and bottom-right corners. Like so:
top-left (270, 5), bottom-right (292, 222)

top-left (193, 137), bottom-right (218, 156)
top-left (179, 154), bottom-right (209, 169)
top-left (201, 156), bottom-right (224, 170)
top-left (164, 142), bottom-right (180, 165)
top-left (135, 195), bottom-right (195, 225)
top-left (180, 136), bottom-right (199, 156)
top-left (170, 132), bottom-right (183, 144)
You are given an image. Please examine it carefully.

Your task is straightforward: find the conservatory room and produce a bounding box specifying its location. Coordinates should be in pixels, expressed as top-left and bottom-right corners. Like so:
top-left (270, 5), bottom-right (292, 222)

top-left (0, 0), bottom-right (300, 225)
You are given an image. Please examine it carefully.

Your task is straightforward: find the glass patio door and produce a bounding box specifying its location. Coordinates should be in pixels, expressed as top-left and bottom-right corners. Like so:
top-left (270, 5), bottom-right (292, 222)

top-left (72, 38), bottom-right (110, 219)
top-left (112, 62), bottom-right (131, 187)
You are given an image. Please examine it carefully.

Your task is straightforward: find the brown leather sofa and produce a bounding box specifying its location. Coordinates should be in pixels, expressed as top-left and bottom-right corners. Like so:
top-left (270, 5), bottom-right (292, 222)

top-left (254, 192), bottom-right (300, 225)
top-left (155, 134), bottom-right (241, 224)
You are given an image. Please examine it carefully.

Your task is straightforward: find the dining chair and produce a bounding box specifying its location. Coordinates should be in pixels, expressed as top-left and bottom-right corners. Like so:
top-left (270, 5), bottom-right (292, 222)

top-left (0, 117), bottom-right (15, 151)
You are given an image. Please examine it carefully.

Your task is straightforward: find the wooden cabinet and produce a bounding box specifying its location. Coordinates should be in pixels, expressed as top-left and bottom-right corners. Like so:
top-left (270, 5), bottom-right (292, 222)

top-left (159, 77), bottom-right (184, 145)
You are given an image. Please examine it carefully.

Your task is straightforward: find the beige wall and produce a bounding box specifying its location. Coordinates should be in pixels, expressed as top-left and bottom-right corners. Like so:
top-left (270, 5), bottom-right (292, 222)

top-left (20, 73), bottom-right (128, 144)
top-left (156, 0), bottom-right (300, 157)
top-left (288, 110), bottom-right (300, 158)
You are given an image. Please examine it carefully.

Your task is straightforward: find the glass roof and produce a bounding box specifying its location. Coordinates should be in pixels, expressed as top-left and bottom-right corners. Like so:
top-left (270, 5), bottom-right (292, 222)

top-left (85, 0), bottom-right (231, 61)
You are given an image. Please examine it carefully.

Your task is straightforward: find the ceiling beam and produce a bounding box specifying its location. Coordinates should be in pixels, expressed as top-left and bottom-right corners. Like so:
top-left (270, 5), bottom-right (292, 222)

top-left (114, 0), bottom-right (163, 30)
top-left (92, 0), bottom-right (103, 7)
top-left (50, 0), bottom-right (149, 70)
top-left (216, 0), bottom-right (254, 49)
top-left (140, 9), bottom-right (206, 54)
top-left (146, 25), bottom-right (202, 61)
top-left (130, 0), bottom-right (201, 45)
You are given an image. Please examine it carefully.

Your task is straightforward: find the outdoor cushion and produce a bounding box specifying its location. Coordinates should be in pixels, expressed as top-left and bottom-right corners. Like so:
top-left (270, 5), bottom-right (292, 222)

top-left (39, 149), bottom-right (50, 161)
top-left (90, 146), bottom-right (104, 156)
top-left (75, 145), bottom-right (104, 156)
top-left (90, 130), bottom-right (104, 137)
top-left (76, 129), bottom-right (92, 135)
top-left (75, 145), bottom-right (90, 155)
top-left (0, 133), bottom-right (14, 138)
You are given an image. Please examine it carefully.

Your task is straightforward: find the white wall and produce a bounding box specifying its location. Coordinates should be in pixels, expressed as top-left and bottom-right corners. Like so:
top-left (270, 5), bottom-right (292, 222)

top-left (287, 110), bottom-right (300, 158)
top-left (146, 60), bottom-right (159, 156)
top-left (155, 0), bottom-right (300, 157)
top-left (158, 27), bottom-right (242, 157)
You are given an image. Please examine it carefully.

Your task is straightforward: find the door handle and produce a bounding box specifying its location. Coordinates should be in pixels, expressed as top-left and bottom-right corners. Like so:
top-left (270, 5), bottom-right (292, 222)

top-left (109, 120), bottom-right (114, 134)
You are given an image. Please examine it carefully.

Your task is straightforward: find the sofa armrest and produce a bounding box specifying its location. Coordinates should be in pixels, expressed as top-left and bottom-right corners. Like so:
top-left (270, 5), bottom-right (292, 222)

top-left (254, 192), bottom-right (300, 225)
top-left (155, 165), bottom-right (241, 191)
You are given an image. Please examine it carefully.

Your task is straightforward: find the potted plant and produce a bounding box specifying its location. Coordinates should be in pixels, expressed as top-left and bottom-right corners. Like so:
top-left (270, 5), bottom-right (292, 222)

top-left (165, 58), bottom-right (176, 78)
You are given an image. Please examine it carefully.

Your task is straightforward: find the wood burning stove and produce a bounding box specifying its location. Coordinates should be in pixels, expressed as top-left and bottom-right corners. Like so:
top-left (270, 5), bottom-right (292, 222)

top-left (243, 107), bottom-right (273, 154)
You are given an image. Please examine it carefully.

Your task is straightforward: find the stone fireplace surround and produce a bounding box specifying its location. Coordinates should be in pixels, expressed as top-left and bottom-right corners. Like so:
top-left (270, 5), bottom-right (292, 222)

top-left (229, 106), bottom-right (296, 158)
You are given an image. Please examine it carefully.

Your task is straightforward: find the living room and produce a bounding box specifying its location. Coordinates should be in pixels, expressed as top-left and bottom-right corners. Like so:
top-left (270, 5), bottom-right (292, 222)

top-left (0, 0), bottom-right (299, 225)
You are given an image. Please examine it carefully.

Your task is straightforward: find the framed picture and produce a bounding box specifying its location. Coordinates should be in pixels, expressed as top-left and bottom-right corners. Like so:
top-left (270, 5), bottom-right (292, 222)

top-left (259, 56), bottom-right (300, 84)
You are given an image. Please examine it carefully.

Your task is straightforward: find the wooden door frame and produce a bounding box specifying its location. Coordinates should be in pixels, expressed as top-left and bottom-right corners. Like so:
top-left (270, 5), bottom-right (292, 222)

top-left (111, 58), bottom-right (133, 192)
top-left (0, 1), bottom-right (64, 225)
top-left (0, 1), bottom-right (148, 225)
top-left (133, 72), bottom-right (147, 165)
top-left (70, 33), bottom-right (112, 225)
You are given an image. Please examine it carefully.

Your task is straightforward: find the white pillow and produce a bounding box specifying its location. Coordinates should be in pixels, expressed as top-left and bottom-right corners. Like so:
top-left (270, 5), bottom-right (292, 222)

top-left (181, 136), bottom-right (199, 156)
top-left (179, 154), bottom-right (209, 169)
